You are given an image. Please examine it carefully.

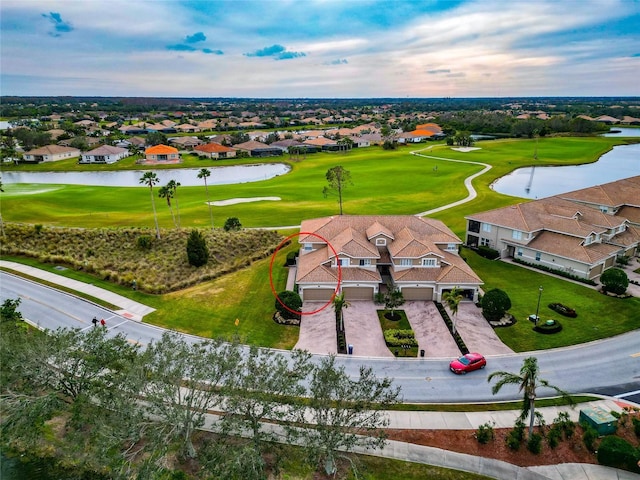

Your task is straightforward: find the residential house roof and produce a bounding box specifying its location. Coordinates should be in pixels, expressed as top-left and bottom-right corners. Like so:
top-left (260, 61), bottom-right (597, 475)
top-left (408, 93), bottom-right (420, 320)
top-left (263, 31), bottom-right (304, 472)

top-left (24, 145), bottom-right (80, 156)
top-left (145, 144), bottom-right (178, 155)
top-left (83, 145), bottom-right (128, 155)
top-left (194, 142), bottom-right (237, 154)
top-left (233, 140), bottom-right (274, 151)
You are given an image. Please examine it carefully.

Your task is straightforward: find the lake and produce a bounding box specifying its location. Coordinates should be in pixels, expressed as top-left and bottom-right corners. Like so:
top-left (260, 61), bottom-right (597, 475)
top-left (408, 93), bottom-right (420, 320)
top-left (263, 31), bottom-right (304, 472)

top-left (491, 143), bottom-right (640, 199)
top-left (601, 127), bottom-right (640, 137)
top-left (0, 163), bottom-right (291, 187)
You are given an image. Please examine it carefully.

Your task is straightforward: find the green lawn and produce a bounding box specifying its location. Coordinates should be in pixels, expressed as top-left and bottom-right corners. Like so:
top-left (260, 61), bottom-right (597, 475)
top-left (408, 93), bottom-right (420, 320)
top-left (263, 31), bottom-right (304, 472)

top-left (4, 136), bottom-right (634, 233)
top-left (463, 248), bottom-right (640, 351)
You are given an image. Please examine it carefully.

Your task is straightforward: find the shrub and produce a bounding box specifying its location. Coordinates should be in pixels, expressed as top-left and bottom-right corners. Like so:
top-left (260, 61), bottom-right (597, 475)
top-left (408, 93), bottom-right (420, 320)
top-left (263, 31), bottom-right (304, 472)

top-left (554, 411), bottom-right (575, 439)
top-left (633, 417), bottom-right (640, 438)
top-left (374, 292), bottom-right (385, 305)
top-left (600, 267), bottom-right (629, 295)
top-left (597, 436), bottom-right (640, 473)
top-left (477, 245), bottom-right (500, 260)
top-left (476, 422), bottom-right (495, 444)
top-left (186, 230), bottom-right (209, 267)
top-left (547, 425), bottom-right (562, 449)
top-left (275, 290), bottom-right (302, 320)
top-left (533, 319), bottom-right (563, 334)
top-left (285, 251), bottom-right (297, 266)
top-left (481, 288), bottom-right (511, 322)
top-left (224, 217), bottom-right (242, 232)
top-left (527, 433), bottom-right (543, 454)
top-left (548, 303), bottom-right (577, 318)
top-left (383, 329), bottom-right (418, 348)
top-left (137, 235), bottom-right (153, 250)
top-left (34, 224), bottom-right (43, 235)
top-left (513, 257), bottom-right (597, 285)
top-left (506, 430), bottom-right (521, 451)
top-left (581, 423), bottom-right (599, 452)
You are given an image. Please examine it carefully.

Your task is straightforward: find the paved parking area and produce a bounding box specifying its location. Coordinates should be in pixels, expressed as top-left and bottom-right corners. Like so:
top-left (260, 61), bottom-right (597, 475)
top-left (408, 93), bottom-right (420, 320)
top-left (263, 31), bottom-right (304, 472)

top-left (295, 300), bottom-right (514, 358)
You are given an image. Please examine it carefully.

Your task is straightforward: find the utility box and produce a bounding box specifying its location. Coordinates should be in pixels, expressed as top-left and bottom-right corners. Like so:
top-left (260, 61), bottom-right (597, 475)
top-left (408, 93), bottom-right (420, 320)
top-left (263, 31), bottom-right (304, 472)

top-left (579, 407), bottom-right (618, 435)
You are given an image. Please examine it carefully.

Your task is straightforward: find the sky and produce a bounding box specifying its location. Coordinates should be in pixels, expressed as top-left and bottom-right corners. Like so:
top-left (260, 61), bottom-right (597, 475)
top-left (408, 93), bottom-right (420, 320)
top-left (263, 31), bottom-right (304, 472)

top-left (1, 0), bottom-right (639, 98)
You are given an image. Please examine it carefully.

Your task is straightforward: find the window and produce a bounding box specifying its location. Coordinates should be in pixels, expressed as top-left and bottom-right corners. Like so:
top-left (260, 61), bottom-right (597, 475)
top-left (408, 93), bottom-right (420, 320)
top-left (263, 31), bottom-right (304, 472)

top-left (535, 252), bottom-right (541, 261)
top-left (399, 258), bottom-right (412, 266)
top-left (482, 223), bottom-right (492, 233)
top-left (375, 238), bottom-right (386, 246)
top-left (517, 248), bottom-right (523, 257)
top-left (303, 243), bottom-right (312, 251)
top-left (600, 206), bottom-right (608, 213)
top-left (512, 230), bottom-right (522, 240)
top-left (338, 258), bottom-right (350, 267)
top-left (421, 258), bottom-right (437, 267)
top-left (584, 236), bottom-right (592, 245)
top-left (446, 243), bottom-right (457, 251)
top-left (480, 237), bottom-right (490, 247)
top-left (359, 259), bottom-right (371, 266)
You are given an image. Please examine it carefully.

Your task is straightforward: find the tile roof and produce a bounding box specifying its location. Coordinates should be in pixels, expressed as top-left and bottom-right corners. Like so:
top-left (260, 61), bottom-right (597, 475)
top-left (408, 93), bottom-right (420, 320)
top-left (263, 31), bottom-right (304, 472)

top-left (25, 145), bottom-right (80, 155)
top-left (194, 142), bottom-right (236, 153)
top-left (84, 145), bottom-right (128, 155)
top-left (526, 231), bottom-right (619, 264)
top-left (145, 144), bottom-right (178, 154)
top-left (559, 175), bottom-right (640, 208)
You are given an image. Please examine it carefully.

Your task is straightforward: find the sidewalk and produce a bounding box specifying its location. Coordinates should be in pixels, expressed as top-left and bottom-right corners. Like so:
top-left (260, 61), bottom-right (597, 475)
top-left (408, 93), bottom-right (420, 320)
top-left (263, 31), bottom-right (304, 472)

top-left (0, 260), bottom-right (155, 321)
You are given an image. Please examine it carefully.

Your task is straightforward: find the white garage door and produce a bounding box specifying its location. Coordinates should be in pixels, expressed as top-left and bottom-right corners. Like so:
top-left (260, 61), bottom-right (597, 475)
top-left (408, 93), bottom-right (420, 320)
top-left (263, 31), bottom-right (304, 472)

top-left (303, 288), bottom-right (335, 301)
top-left (402, 287), bottom-right (433, 301)
top-left (342, 287), bottom-right (374, 300)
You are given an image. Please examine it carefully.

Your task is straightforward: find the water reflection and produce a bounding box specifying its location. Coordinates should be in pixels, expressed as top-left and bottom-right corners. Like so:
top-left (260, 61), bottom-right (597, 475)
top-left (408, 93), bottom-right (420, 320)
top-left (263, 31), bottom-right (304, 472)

top-left (1, 163), bottom-right (291, 187)
top-left (492, 144), bottom-right (640, 199)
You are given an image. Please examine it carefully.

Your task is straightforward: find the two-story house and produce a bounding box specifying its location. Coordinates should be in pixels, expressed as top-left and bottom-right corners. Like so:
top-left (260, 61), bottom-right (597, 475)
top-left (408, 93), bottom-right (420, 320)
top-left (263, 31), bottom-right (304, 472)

top-left (465, 176), bottom-right (640, 280)
top-left (296, 215), bottom-right (483, 302)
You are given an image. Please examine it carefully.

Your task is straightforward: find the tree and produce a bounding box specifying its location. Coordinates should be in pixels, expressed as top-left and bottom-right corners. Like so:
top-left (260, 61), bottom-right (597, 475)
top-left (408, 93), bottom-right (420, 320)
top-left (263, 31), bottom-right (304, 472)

top-left (197, 168), bottom-right (215, 229)
top-left (0, 298), bottom-right (22, 323)
top-left (275, 290), bottom-right (302, 319)
top-left (481, 288), bottom-right (511, 322)
top-left (139, 171), bottom-right (161, 239)
top-left (333, 292), bottom-right (349, 333)
top-left (167, 179), bottom-right (181, 228)
top-left (186, 229), bottom-right (209, 267)
top-left (488, 357), bottom-right (573, 439)
top-left (337, 137), bottom-right (353, 153)
top-left (600, 267), bottom-right (629, 295)
top-left (146, 131), bottom-right (167, 146)
top-left (158, 184), bottom-right (176, 228)
top-left (384, 283), bottom-right (405, 319)
top-left (298, 355), bottom-right (400, 475)
top-left (322, 166), bottom-right (353, 215)
top-left (443, 287), bottom-right (464, 334)
top-left (143, 333), bottom-right (241, 459)
top-left (223, 216), bottom-right (242, 231)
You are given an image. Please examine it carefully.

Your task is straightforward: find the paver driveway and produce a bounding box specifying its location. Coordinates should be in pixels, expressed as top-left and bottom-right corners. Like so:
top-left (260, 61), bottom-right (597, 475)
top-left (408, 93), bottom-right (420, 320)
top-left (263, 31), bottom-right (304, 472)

top-left (294, 302), bottom-right (337, 354)
top-left (343, 302), bottom-right (394, 358)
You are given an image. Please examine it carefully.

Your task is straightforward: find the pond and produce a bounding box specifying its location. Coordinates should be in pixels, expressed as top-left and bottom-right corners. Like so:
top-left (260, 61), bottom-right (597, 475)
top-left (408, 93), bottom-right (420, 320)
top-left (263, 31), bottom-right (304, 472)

top-left (491, 143), bottom-right (640, 199)
top-left (0, 163), bottom-right (291, 187)
top-left (601, 127), bottom-right (640, 137)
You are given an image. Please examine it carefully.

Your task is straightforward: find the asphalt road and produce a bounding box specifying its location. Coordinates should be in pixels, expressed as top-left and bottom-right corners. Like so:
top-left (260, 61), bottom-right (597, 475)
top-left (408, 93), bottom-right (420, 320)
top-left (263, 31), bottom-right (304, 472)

top-left (2, 272), bottom-right (639, 403)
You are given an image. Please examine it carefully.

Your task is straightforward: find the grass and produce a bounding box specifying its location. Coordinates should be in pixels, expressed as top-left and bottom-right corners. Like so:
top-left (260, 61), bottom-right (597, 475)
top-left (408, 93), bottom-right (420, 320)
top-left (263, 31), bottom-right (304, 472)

top-left (463, 247), bottom-right (640, 351)
top-left (377, 309), bottom-right (418, 357)
top-left (5, 136), bottom-right (635, 233)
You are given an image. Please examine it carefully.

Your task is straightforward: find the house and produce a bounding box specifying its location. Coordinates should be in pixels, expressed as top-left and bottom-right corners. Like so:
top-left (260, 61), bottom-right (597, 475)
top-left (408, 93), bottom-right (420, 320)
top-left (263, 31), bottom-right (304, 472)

top-left (80, 145), bottom-right (130, 164)
top-left (168, 136), bottom-right (203, 149)
top-left (22, 145), bottom-right (80, 162)
top-left (296, 215), bottom-right (483, 302)
top-left (193, 142), bottom-right (237, 160)
top-left (465, 176), bottom-right (640, 280)
top-left (175, 123), bottom-right (201, 133)
top-left (144, 144), bottom-right (180, 162)
top-left (397, 123), bottom-right (444, 143)
top-left (233, 140), bottom-right (282, 157)
top-left (303, 137), bottom-right (340, 151)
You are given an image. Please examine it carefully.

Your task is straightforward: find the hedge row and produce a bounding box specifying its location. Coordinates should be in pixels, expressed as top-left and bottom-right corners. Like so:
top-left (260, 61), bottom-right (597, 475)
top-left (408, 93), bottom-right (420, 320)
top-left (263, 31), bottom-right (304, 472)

top-left (383, 329), bottom-right (418, 348)
top-left (512, 258), bottom-right (597, 285)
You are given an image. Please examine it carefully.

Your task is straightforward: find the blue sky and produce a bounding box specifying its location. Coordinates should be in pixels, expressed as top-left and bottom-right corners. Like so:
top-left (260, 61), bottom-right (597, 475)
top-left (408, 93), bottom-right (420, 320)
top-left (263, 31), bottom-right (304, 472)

top-left (1, 0), bottom-right (639, 97)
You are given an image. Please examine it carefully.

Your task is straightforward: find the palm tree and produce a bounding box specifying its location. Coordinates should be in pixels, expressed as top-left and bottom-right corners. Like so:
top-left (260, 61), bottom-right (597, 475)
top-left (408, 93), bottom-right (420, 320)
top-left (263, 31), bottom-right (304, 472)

top-left (139, 171), bottom-right (161, 239)
top-left (167, 179), bottom-right (181, 228)
top-left (158, 184), bottom-right (176, 228)
top-left (332, 292), bottom-right (350, 333)
top-left (442, 287), bottom-right (463, 334)
top-left (488, 357), bottom-right (573, 439)
top-left (197, 168), bottom-right (214, 229)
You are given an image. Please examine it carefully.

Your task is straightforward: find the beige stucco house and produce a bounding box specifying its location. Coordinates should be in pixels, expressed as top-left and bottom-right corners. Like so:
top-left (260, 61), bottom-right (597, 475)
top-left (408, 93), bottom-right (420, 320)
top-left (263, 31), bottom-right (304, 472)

top-left (465, 176), bottom-right (640, 280)
top-left (296, 215), bottom-right (483, 302)
top-left (80, 145), bottom-right (130, 164)
top-left (22, 145), bottom-right (80, 162)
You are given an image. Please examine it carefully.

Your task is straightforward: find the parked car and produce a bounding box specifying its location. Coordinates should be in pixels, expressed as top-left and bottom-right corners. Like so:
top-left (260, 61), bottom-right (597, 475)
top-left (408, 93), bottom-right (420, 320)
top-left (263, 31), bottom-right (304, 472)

top-left (449, 352), bottom-right (486, 374)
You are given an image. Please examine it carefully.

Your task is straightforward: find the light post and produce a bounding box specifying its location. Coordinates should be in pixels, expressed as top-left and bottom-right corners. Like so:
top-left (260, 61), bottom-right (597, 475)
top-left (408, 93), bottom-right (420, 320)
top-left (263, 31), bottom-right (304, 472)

top-left (534, 286), bottom-right (543, 326)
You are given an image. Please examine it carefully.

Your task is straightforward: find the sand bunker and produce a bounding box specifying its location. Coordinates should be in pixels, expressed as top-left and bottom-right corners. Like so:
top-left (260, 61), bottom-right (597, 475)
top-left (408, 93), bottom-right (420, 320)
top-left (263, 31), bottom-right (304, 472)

top-left (450, 147), bottom-right (481, 152)
top-left (210, 196), bottom-right (281, 206)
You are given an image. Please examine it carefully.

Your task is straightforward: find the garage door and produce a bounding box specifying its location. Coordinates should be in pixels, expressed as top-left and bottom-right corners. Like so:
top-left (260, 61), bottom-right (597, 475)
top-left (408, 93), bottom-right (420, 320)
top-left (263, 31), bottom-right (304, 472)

top-left (401, 287), bottom-right (433, 301)
top-left (342, 287), bottom-right (374, 300)
top-left (303, 288), bottom-right (335, 301)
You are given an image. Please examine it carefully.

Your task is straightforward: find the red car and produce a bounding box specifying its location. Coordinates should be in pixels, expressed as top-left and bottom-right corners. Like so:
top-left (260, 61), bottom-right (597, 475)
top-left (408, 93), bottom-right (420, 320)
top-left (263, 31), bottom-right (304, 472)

top-left (449, 352), bottom-right (486, 374)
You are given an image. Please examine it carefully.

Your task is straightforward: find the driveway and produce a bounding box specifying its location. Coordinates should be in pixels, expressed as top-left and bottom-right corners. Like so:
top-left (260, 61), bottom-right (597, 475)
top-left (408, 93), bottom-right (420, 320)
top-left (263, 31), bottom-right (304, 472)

top-left (343, 302), bottom-right (394, 358)
top-left (403, 301), bottom-right (460, 358)
top-left (294, 302), bottom-right (337, 355)
top-left (444, 303), bottom-right (514, 355)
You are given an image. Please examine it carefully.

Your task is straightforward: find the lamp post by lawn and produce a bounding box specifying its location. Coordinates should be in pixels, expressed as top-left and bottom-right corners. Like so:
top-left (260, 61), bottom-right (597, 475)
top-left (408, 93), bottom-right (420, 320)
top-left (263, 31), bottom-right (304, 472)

top-left (535, 286), bottom-right (543, 325)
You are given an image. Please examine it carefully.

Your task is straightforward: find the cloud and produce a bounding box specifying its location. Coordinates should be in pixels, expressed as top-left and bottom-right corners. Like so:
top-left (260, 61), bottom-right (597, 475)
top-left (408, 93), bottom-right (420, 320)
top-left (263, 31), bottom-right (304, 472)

top-left (167, 44), bottom-right (197, 52)
top-left (42, 11), bottom-right (73, 37)
top-left (427, 69), bottom-right (450, 74)
top-left (185, 32), bottom-right (206, 43)
top-left (446, 72), bottom-right (466, 78)
top-left (202, 48), bottom-right (223, 55)
top-left (244, 44), bottom-right (306, 60)
top-left (324, 59), bottom-right (348, 65)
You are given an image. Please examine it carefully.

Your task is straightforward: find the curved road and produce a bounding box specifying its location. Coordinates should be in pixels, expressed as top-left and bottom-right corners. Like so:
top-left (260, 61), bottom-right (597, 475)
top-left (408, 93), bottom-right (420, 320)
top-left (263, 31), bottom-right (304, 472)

top-left (2, 272), bottom-right (639, 404)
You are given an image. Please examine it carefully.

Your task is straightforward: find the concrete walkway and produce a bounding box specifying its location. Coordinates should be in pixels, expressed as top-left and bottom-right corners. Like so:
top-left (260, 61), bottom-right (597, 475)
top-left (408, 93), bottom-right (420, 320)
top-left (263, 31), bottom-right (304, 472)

top-left (0, 260), bottom-right (155, 321)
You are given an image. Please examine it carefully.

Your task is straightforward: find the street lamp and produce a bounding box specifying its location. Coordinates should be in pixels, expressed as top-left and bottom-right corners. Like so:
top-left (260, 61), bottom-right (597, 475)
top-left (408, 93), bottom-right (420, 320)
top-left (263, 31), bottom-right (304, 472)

top-left (535, 286), bottom-right (543, 326)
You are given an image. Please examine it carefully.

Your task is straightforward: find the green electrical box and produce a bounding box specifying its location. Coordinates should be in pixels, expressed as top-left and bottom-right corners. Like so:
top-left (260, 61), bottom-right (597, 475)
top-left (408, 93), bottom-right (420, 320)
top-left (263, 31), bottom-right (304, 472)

top-left (579, 407), bottom-right (618, 435)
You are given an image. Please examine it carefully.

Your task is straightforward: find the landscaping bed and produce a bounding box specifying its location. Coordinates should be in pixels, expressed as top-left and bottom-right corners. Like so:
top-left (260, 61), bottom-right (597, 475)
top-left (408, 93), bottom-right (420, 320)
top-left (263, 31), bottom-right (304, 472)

top-left (377, 310), bottom-right (418, 357)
